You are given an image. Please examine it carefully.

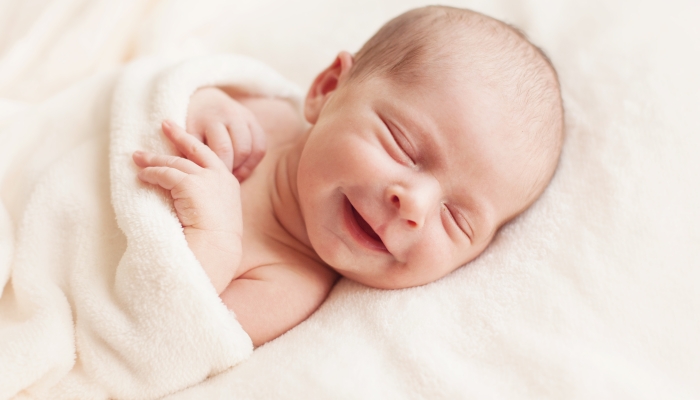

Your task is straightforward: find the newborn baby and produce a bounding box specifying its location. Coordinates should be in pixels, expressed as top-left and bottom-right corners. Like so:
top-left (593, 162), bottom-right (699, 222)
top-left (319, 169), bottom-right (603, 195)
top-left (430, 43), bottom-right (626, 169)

top-left (132, 6), bottom-right (563, 347)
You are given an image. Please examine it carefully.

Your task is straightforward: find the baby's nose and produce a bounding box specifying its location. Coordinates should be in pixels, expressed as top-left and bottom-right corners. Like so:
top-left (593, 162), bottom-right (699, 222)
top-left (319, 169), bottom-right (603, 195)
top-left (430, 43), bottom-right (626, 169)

top-left (389, 194), bottom-right (418, 228)
top-left (386, 180), bottom-right (438, 229)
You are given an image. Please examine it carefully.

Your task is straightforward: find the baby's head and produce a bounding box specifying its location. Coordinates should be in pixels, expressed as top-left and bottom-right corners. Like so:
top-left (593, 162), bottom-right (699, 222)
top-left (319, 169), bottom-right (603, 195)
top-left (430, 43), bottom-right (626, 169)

top-left (295, 6), bottom-right (564, 289)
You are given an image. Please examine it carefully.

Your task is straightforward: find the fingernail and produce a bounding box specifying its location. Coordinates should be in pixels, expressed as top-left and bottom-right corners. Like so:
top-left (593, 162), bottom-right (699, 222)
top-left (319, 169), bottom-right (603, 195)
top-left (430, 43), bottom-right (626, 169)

top-left (163, 120), bottom-right (172, 129)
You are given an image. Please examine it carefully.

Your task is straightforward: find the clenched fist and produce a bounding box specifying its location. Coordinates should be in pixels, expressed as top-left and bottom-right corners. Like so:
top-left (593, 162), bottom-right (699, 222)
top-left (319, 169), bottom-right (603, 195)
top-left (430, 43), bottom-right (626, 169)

top-left (186, 87), bottom-right (267, 181)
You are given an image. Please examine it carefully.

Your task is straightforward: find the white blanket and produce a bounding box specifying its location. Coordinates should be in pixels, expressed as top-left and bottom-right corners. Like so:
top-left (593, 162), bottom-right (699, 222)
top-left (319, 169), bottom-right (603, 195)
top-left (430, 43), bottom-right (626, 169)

top-left (0, 0), bottom-right (698, 399)
top-left (0, 54), bottom-right (301, 399)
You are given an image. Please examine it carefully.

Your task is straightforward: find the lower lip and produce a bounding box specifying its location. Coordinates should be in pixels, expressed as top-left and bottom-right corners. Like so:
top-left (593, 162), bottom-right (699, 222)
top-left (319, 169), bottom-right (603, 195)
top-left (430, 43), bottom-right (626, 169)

top-left (343, 196), bottom-right (388, 253)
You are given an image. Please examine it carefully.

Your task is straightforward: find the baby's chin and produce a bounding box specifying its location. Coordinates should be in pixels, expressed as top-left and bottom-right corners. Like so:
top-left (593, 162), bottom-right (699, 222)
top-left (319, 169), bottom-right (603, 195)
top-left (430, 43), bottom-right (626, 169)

top-left (311, 227), bottom-right (473, 290)
top-left (321, 260), bottom-right (399, 289)
top-left (344, 273), bottom-right (408, 290)
top-left (332, 263), bottom-right (452, 290)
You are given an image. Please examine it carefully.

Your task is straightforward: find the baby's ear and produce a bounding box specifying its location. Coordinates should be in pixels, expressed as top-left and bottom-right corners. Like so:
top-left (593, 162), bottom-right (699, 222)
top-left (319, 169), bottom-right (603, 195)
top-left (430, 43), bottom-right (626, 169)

top-left (304, 51), bottom-right (354, 124)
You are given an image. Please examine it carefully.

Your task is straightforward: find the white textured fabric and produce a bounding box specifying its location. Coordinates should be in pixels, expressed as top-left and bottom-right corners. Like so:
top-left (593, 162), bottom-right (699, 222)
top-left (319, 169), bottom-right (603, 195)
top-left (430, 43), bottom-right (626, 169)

top-left (0, 54), bottom-right (302, 399)
top-left (0, 0), bottom-right (698, 399)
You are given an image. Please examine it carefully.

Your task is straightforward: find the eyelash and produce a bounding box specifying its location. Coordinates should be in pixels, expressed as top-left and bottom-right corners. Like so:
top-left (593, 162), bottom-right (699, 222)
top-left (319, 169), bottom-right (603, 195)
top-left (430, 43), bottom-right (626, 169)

top-left (384, 120), bottom-right (415, 165)
top-left (443, 204), bottom-right (471, 240)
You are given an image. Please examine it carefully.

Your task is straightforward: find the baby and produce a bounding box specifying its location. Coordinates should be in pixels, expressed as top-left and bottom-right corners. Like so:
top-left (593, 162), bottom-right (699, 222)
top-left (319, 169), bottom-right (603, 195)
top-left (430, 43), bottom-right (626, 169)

top-left (132, 6), bottom-right (563, 347)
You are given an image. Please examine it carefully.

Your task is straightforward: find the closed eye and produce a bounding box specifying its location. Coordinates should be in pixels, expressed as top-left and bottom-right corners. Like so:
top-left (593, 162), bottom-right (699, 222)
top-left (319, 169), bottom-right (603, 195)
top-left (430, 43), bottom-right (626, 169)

top-left (383, 118), bottom-right (415, 166)
top-left (442, 204), bottom-right (472, 242)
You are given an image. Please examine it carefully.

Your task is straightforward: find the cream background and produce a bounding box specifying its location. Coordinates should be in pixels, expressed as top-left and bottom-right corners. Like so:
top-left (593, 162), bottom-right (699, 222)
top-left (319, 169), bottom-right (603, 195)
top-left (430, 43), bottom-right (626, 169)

top-left (0, 0), bottom-right (698, 398)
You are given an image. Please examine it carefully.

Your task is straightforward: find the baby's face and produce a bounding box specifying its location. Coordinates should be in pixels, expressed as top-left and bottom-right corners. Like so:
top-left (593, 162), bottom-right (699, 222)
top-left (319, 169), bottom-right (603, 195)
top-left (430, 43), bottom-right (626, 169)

top-left (297, 61), bottom-right (536, 289)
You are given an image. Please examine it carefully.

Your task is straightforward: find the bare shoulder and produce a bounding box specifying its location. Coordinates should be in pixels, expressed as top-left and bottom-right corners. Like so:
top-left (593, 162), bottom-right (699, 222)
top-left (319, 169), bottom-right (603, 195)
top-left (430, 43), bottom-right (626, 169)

top-left (220, 262), bottom-right (338, 347)
top-left (220, 87), bottom-right (306, 149)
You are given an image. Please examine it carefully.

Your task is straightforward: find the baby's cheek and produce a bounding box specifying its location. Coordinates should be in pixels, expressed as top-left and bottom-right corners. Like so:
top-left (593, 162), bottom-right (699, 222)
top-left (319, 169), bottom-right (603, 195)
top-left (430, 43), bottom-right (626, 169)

top-left (414, 227), bottom-right (454, 274)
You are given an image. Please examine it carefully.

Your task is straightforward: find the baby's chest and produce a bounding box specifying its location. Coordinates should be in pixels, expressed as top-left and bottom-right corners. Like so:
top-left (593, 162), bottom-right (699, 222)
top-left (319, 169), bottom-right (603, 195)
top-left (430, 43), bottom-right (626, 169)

top-left (235, 225), bottom-right (325, 281)
top-left (236, 208), bottom-right (337, 294)
top-left (234, 201), bottom-right (321, 282)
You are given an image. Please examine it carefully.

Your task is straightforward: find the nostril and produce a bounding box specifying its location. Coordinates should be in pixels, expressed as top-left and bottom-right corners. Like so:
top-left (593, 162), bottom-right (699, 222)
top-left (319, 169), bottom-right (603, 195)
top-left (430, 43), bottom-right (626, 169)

top-left (407, 220), bottom-right (417, 228)
top-left (391, 195), bottom-right (400, 207)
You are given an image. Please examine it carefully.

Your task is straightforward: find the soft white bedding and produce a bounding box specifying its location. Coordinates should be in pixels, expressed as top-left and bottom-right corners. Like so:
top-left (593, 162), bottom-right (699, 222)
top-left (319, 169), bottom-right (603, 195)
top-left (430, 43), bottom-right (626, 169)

top-left (0, 53), bottom-right (304, 399)
top-left (0, 0), bottom-right (698, 398)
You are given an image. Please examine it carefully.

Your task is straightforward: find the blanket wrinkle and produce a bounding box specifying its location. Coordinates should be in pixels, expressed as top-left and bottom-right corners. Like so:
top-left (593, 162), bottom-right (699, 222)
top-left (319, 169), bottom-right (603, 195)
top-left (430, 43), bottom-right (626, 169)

top-left (0, 54), bottom-right (302, 400)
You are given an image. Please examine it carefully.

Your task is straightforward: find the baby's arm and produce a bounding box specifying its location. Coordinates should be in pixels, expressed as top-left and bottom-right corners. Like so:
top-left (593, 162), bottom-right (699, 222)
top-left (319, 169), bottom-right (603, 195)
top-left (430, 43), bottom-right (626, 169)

top-left (220, 262), bottom-right (337, 347)
top-left (132, 121), bottom-right (242, 294)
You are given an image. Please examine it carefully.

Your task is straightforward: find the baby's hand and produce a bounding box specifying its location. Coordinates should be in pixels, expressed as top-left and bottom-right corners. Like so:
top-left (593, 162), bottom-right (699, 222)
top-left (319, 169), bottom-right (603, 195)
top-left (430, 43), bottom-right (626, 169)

top-left (186, 87), bottom-right (266, 181)
top-left (133, 120), bottom-right (242, 293)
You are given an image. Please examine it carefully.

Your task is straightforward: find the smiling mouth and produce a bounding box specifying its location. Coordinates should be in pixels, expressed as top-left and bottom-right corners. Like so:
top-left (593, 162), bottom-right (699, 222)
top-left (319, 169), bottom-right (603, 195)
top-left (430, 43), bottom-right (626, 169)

top-left (344, 197), bottom-right (387, 252)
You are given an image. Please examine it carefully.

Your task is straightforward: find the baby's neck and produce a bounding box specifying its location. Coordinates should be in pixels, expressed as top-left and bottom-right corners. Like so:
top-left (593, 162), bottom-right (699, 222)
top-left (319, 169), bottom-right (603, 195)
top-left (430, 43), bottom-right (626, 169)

top-left (266, 132), bottom-right (320, 261)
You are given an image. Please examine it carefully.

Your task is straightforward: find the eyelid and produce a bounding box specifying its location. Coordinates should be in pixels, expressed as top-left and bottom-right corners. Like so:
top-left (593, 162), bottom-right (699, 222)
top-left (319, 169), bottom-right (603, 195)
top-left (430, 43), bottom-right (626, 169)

top-left (383, 119), bottom-right (416, 165)
top-left (444, 204), bottom-right (473, 241)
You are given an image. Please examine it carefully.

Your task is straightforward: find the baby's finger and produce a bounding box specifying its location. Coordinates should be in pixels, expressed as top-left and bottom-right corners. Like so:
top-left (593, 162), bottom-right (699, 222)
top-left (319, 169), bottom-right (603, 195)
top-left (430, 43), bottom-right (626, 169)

top-left (204, 122), bottom-right (234, 172)
top-left (132, 150), bottom-right (200, 174)
top-left (227, 118), bottom-right (253, 173)
top-left (233, 119), bottom-right (267, 181)
top-left (137, 166), bottom-right (188, 190)
top-left (162, 120), bottom-right (223, 170)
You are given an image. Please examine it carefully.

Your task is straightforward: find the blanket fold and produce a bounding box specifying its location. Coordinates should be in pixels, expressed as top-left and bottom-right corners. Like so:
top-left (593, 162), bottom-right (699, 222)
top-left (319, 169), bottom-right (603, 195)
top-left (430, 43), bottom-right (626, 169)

top-left (0, 54), bottom-right (303, 400)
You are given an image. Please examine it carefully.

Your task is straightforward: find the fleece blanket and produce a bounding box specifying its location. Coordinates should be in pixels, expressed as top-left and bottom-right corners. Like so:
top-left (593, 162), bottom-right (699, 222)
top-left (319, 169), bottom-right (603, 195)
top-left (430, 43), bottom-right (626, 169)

top-left (0, 0), bottom-right (698, 399)
top-left (0, 54), bottom-right (301, 399)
